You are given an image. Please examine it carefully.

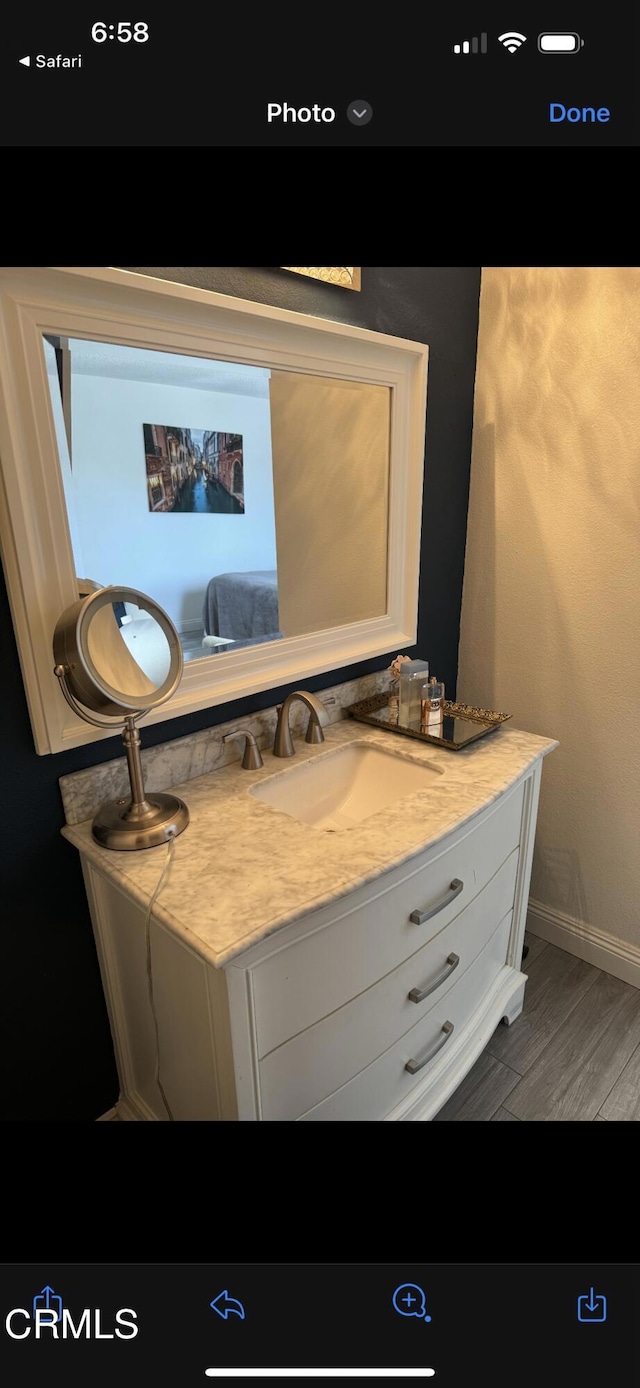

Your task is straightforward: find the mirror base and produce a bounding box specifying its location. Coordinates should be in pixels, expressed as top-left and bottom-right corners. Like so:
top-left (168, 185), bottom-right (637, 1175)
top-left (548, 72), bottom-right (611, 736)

top-left (92, 793), bottom-right (189, 851)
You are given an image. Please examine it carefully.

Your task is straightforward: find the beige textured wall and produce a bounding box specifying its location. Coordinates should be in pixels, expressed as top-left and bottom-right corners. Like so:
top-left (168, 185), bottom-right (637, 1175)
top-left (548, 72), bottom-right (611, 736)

top-left (459, 267), bottom-right (640, 961)
top-left (270, 373), bottom-right (389, 637)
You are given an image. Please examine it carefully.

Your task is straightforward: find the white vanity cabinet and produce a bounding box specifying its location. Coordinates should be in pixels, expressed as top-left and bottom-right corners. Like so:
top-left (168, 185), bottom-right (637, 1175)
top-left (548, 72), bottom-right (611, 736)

top-left (78, 751), bottom-right (546, 1122)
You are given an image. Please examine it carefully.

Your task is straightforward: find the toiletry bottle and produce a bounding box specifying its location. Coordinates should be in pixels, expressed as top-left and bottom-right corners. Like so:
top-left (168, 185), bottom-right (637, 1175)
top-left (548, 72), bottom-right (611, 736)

top-left (421, 676), bottom-right (445, 734)
top-left (398, 659), bottom-right (429, 726)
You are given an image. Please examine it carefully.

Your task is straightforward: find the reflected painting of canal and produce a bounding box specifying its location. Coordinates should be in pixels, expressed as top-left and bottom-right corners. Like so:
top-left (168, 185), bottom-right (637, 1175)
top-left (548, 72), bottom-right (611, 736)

top-left (144, 423), bottom-right (245, 514)
top-left (171, 470), bottom-right (243, 514)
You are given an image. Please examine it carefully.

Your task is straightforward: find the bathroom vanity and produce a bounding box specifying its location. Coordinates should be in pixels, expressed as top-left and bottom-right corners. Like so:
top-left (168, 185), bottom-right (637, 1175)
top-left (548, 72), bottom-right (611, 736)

top-left (62, 718), bottom-right (557, 1121)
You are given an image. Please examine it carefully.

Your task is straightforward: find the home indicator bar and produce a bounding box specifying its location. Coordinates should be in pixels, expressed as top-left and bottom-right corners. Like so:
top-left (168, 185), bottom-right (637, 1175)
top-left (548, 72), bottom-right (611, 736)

top-left (204, 1373), bottom-right (436, 1379)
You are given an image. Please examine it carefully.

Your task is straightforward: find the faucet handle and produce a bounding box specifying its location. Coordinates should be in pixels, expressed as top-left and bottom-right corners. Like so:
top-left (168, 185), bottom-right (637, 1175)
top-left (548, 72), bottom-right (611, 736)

top-left (304, 696), bottom-right (331, 744)
top-left (223, 730), bottom-right (263, 770)
top-left (305, 717), bottom-right (325, 744)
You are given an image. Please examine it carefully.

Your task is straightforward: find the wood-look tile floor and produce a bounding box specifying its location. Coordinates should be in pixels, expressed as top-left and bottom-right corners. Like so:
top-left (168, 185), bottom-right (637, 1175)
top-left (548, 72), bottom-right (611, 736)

top-left (434, 932), bottom-right (640, 1121)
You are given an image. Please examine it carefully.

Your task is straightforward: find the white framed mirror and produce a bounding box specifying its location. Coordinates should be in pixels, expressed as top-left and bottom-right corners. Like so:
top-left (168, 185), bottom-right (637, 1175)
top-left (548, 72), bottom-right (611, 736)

top-left (0, 267), bottom-right (428, 754)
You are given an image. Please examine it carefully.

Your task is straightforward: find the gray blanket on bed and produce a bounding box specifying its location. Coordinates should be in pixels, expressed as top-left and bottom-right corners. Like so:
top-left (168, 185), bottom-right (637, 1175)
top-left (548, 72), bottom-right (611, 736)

top-left (202, 570), bottom-right (281, 641)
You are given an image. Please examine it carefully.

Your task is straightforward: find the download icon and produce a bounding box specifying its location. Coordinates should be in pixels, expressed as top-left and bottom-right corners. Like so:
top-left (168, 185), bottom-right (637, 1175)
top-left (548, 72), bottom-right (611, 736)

top-left (577, 1288), bottom-right (607, 1322)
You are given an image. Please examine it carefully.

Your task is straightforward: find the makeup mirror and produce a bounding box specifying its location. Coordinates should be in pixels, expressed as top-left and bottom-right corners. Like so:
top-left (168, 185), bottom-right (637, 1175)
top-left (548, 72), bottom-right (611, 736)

top-left (53, 585), bottom-right (189, 849)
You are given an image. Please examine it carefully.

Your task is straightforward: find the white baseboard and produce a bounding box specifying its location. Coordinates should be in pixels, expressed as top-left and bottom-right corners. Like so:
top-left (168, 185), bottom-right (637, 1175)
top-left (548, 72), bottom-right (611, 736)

top-left (527, 899), bottom-right (640, 991)
top-left (96, 1097), bottom-right (144, 1121)
top-left (116, 1096), bottom-right (149, 1120)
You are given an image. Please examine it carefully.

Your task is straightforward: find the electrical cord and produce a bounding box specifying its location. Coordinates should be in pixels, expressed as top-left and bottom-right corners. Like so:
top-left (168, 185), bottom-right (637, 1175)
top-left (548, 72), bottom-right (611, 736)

top-left (144, 831), bottom-right (177, 1121)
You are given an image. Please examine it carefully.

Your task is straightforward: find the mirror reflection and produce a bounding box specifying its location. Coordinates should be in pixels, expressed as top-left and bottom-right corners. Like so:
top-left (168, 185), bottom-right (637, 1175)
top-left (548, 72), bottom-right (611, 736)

top-left (43, 337), bottom-right (391, 667)
top-left (85, 598), bottom-right (173, 697)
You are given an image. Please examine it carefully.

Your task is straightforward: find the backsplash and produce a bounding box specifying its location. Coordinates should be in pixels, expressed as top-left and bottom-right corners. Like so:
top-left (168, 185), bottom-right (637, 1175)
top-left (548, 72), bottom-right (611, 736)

top-left (58, 670), bottom-right (390, 826)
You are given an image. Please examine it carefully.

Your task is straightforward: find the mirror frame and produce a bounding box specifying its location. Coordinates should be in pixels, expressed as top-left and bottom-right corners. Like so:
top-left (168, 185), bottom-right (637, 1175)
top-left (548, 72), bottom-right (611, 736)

top-left (0, 267), bottom-right (428, 754)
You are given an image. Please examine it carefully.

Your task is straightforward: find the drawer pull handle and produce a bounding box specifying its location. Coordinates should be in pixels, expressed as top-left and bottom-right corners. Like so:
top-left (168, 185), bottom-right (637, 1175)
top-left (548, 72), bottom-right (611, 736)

top-left (408, 953), bottom-right (460, 1004)
top-left (405, 1021), bottom-right (454, 1075)
top-left (409, 878), bottom-right (463, 925)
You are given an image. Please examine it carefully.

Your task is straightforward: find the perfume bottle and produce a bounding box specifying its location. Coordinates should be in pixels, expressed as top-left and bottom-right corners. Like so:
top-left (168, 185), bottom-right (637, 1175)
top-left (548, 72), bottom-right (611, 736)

top-left (421, 676), bottom-right (445, 735)
top-left (398, 659), bottom-right (429, 726)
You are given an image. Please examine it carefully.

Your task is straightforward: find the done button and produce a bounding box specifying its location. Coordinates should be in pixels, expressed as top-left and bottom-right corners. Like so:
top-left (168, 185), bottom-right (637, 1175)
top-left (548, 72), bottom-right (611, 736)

top-left (549, 103), bottom-right (610, 122)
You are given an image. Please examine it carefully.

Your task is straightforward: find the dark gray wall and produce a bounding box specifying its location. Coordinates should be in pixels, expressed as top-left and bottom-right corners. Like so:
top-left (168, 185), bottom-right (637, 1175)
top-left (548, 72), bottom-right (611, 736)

top-left (1, 267), bottom-right (480, 1121)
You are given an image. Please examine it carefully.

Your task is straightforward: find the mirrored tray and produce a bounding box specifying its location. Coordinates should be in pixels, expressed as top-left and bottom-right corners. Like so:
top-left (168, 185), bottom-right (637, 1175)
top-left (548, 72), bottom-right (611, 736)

top-left (346, 692), bottom-right (512, 751)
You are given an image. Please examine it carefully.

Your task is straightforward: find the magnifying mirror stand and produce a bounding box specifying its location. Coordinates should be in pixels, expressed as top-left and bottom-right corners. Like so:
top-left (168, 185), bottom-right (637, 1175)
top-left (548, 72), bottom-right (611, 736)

top-left (54, 667), bottom-right (189, 850)
top-left (95, 712), bottom-right (190, 850)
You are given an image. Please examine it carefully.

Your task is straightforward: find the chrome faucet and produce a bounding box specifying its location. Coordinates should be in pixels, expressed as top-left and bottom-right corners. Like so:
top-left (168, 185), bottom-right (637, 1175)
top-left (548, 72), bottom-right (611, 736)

top-left (273, 690), bottom-right (331, 757)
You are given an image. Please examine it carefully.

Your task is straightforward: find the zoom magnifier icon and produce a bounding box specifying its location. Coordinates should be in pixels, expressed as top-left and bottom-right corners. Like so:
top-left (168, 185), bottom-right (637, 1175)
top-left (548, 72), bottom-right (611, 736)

top-left (392, 1284), bottom-right (432, 1321)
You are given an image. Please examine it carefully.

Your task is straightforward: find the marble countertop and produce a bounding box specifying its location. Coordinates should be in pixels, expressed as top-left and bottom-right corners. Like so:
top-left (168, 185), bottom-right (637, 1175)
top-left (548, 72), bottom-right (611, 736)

top-left (62, 718), bottom-right (558, 969)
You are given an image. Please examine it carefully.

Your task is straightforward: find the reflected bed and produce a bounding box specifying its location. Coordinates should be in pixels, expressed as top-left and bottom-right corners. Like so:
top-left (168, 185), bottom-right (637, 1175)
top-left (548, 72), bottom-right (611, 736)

top-left (202, 570), bottom-right (282, 649)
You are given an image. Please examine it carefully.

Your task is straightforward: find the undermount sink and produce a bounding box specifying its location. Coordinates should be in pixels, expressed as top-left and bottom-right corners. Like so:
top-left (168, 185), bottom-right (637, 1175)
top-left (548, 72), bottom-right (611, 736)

top-left (250, 740), bottom-right (443, 830)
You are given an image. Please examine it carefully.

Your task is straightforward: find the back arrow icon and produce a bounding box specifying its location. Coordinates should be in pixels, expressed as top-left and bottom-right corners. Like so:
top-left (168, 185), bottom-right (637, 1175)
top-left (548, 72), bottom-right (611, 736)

top-left (210, 1291), bottom-right (245, 1320)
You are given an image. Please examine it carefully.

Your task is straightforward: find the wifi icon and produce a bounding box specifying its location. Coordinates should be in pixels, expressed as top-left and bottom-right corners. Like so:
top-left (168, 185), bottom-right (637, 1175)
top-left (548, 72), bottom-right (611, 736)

top-left (498, 31), bottom-right (527, 51)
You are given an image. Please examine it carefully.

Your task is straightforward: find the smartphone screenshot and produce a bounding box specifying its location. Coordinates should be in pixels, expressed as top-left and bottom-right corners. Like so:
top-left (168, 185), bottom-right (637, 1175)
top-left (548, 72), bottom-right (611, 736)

top-left (1, 10), bottom-right (636, 145)
top-left (1, 1263), bottom-right (636, 1386)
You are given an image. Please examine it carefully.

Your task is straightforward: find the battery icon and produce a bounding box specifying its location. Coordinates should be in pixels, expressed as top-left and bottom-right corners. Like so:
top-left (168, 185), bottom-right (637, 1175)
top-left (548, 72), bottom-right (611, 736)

top-left (538, 32), bottom-right (583, 53)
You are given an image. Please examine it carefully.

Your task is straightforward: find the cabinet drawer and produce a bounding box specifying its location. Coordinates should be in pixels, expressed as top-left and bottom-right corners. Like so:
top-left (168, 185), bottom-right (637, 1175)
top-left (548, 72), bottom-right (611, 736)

top-left (295, 912), bottom-right (513, 1122)
top-left (251, 780), bottom-right (524, 1057)
top-left (258, 857), bottom-right (517, 1121)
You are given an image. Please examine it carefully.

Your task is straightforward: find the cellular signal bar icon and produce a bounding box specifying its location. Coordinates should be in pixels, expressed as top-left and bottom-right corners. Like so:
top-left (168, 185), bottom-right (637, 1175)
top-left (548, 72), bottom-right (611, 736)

top-left (453, 33), bottom-right (488, 53)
